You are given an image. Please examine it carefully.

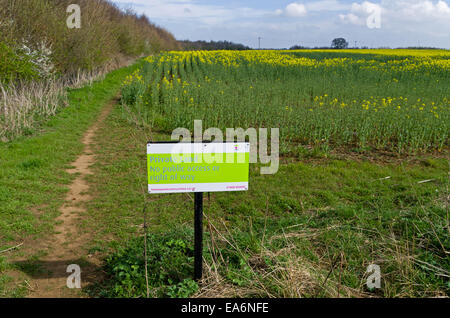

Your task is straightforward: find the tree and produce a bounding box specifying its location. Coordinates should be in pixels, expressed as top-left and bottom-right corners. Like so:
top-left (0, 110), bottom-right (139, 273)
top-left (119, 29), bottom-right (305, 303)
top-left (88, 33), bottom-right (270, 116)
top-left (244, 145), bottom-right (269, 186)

top-left (179, 40), bottom-right (250, 51)
top-left (331, 38), bottom-right (349, 49)
top-left (289, 45), bottom-right (307, 50)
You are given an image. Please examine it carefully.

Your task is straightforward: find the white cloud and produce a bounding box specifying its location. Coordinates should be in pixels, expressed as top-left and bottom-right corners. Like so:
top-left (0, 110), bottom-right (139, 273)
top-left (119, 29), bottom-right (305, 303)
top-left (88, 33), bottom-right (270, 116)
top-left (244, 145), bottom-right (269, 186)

top-left (306, 0), bottom-right (350, 11)
top-left (281, 3), bottom-right (308, 17)
top-left (384, 0), bottom-right (450, 39)
top-left (277, 0), bottom-right (350, 14)
top-left (337, 0), bottom-right (450, 41)
top-left (276, 0), bottom-right (353, 18)
top-left (341, 12), bottom-right (364, 25)
top-left (114, 0), bottom-right (450, 48)
top-left (393, 0), bottom-right (450, 20)
top-left (339, 1), bottom-right (382, 26)
top-left (340, 0), bottom-right (450, 26)
top-left (436, 0), bottom-right (450, 13)
top-left (115, 0), bottom-right (268, 25)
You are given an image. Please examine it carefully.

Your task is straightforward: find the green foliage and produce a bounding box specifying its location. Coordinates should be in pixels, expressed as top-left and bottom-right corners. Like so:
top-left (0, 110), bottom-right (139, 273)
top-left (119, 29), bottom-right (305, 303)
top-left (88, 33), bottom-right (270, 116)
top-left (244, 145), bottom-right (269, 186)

top-left (0, 62), bottom-right (143, 297)
top-left (0, 256), bottom-right (28, 297)
top-left (166, 279), bottom-right (199, 298)
top-left (0, 62), bottom-right (141, 246)
top-left (332, 38), bottom-right (349, 49)
top-left (83, 101), bottom-right (449, 297)
top-left (99, 228), bottom-right (199, 298)
top-left (0, 41), bottom-right (38, 84)
top-left (0, 0), bottom-right (179, 75)
top-left (121, 51), bottom-right (449, 154)
top-left (180, 40), bottom-right (250, 51)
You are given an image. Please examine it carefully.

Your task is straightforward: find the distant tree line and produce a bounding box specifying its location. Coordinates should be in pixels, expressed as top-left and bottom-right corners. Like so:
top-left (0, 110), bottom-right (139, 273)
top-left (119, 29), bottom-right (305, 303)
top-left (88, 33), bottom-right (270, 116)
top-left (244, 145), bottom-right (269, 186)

top-left (290, 38), bottom-right (351, 50)
top-left (290, 38), bottom-right (444, 50)
top-left (396, 47), bottom-right (444, 50)
top-left (180, 40), bottom-right (250, 51)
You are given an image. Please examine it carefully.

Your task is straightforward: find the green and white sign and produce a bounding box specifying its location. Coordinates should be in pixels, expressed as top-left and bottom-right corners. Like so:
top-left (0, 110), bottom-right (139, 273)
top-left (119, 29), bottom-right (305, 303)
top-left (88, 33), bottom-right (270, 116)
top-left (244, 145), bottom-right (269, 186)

top-left (147, 142), bottom-right (250, 194)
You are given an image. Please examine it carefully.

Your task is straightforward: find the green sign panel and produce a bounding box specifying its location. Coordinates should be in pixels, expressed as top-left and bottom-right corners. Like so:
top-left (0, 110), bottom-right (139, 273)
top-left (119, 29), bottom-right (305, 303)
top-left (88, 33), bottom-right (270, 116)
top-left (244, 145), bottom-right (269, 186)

top-left (147, 143), bottom-right (250, 193)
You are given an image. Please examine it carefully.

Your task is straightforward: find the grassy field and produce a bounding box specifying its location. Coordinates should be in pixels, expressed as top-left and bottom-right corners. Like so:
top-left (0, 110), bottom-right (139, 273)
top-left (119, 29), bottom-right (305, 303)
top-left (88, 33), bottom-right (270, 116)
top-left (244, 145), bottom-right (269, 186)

top-left (0, 62), bottom-right (142, 297)
top-left (90, 49), bottom-right (449, 298)
top-left (82, 107), bottom-right (449, 298)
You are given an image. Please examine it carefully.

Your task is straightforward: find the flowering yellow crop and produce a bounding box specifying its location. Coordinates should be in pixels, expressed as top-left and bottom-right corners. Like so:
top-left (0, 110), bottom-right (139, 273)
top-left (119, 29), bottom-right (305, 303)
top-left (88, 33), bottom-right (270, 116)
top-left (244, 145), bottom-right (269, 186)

top-left (122, 49), bottom-right (449, 153)
top-left (156, 49), bottom-right (450, 72)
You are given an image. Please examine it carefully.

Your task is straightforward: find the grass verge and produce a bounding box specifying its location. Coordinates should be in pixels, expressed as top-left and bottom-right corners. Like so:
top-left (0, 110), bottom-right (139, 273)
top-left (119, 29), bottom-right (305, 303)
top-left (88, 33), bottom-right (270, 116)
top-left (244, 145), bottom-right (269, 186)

top-left (0, 61), bottom-right (142, 297)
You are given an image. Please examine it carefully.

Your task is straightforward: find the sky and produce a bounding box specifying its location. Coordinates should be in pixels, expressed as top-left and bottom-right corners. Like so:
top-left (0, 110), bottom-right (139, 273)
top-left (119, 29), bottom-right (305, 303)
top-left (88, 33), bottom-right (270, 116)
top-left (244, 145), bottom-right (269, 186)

top-left (112, 0), bottom-right (450, 49)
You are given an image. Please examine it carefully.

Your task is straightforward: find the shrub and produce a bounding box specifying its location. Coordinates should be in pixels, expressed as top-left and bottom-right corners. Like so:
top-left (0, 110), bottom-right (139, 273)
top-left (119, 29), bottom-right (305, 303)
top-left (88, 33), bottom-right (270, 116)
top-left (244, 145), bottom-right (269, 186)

top-left (0, 0), bottom-right (179, 76)
top-left (0, 41), bottom-right (38, 84)
top-left (99, 228), bottom-right (199, 298)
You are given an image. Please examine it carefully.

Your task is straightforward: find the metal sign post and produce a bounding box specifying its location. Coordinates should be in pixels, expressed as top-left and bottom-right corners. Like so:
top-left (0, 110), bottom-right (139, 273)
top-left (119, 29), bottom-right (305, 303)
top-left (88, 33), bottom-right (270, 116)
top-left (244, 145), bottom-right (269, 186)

top-left (194, 192), bottom-right (204, 280)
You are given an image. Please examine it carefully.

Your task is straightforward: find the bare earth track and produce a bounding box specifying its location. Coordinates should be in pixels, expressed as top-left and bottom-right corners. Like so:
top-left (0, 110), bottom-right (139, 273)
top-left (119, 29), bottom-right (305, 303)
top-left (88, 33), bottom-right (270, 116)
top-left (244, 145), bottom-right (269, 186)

top-left (23, 97), bottom-right (117, 297)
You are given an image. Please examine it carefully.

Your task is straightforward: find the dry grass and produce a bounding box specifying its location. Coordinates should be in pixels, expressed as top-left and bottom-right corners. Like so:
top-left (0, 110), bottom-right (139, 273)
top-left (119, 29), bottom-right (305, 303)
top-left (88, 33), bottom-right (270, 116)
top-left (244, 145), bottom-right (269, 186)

top-left (194, 211), bottom-right (447, 298)
top-left (0, 79), bottom-right (65, 140)
top-left (196, 239), bottom-right (371, 298)
top-left (0, 58), bottom-right (134, 141)
top-left (193, 216), bottom-right (372, 298)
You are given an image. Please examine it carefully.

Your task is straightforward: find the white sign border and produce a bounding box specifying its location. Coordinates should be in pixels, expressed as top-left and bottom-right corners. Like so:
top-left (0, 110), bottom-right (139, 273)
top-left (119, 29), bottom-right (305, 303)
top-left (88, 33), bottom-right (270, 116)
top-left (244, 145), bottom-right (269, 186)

top-left (147, 142), bottom-right (250, 194)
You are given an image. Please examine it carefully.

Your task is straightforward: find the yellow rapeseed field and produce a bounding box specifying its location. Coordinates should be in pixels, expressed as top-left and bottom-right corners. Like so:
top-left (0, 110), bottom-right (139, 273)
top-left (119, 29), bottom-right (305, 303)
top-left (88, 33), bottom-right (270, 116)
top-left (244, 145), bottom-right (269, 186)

top-left (123, 49), bottom-right (449, 153)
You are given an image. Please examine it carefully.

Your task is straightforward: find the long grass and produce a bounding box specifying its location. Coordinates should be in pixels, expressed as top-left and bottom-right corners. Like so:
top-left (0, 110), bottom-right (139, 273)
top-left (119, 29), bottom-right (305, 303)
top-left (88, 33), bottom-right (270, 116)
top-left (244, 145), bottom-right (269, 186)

top-left (0, 59), bottom-right (132, 141)
top-left (74, 91), bottom-right (448, 298)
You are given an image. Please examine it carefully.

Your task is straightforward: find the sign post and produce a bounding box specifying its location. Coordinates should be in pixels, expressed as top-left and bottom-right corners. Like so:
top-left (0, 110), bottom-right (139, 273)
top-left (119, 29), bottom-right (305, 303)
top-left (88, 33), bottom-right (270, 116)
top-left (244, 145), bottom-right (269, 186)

top-left (147, 142), bottom-right (250, 281)
top-left (194, 192), bottom-right (203, 280)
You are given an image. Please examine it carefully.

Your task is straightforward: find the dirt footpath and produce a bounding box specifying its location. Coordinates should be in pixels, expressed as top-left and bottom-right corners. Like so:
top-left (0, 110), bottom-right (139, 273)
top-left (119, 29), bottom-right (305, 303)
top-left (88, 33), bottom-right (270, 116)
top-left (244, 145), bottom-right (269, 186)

top-left (23, 97), bottom-right (117, 297)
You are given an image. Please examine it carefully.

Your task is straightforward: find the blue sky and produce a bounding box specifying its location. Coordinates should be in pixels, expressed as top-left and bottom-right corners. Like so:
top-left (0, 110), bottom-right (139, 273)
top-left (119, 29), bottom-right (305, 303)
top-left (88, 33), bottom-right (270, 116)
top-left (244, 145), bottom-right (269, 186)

top-left (112, 0), bottom-right (450, 49)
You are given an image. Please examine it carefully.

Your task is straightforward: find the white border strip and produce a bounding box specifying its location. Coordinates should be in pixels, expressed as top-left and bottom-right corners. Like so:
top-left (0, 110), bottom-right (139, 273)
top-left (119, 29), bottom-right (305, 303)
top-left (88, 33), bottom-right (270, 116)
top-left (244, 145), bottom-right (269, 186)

top-left (148, 182), bottom-right (249, 194)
